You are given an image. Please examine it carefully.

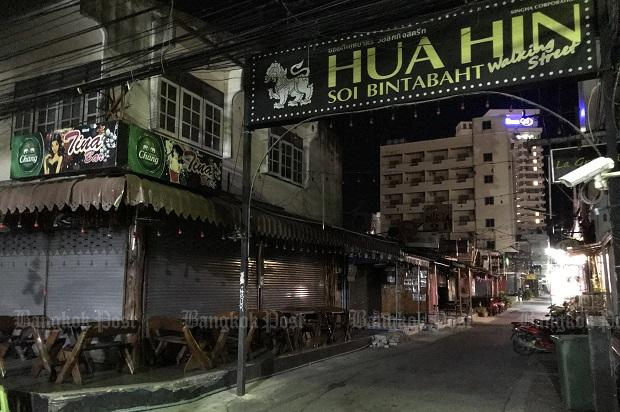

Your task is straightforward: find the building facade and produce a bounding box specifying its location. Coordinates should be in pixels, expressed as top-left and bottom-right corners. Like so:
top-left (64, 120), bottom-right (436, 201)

top-left (380, 109), bottom-right (548, 266)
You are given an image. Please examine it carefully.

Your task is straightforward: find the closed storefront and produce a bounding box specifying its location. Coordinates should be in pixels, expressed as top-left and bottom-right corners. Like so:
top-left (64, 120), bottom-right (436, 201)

top-left (145, 230), bottom-right (258, 318)
top-left (46, 228), bottom-right (127, 320)
top-left (0, 228), bottom-right (127, 319)
top-left (261, 251), bottom-right (326, 310)
top-left (0, 232), bottom-right (47, 316)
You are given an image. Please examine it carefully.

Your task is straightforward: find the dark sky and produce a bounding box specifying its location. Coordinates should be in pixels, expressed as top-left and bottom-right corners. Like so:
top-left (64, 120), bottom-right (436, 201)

top-left (338, 78), bottom-right (582, 237)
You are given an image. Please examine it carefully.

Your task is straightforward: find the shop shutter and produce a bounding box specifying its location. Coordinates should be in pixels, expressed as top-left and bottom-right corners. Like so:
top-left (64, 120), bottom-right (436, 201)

top-left (0, 232), bottom-right (47, 316)
top-left (145, 232), bottom-right (258, 318)
top-left (46, 228), bottom-right (127, 321)
top-left (262, 251), bottom-right (325, 310)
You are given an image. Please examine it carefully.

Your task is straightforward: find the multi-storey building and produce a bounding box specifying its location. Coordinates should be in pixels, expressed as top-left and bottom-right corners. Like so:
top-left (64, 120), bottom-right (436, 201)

top-left (380, 109), bottom-right (548, 260)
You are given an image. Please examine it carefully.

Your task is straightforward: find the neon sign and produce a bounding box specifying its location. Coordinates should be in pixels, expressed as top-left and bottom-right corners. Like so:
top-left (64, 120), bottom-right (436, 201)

top-left (504, 116), bottom-right (535, 127)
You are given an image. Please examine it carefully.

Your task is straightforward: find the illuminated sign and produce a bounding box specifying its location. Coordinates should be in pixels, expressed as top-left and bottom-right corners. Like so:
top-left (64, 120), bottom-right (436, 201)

top-left (505, 116), bottom-right (536, 127)
top-left (248, 0), bottom-right (597, 127)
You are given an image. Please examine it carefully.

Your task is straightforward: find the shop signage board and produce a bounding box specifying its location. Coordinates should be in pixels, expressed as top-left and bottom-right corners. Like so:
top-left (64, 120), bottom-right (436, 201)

top-left (127, 125), bottom-right (223, 191)
top-left (10, 122), bottom-right (124, 179)
top-left (422, 204), bottom-right (452, 232)
top-left (550, 143), bottom-right (613, 183)
top-left (248, 0), bottom-right (597, 127)
top-left (10, 122), bottom-right (223, 192)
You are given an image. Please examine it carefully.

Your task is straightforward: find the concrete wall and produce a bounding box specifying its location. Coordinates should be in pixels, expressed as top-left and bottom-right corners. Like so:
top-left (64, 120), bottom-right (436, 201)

top-left (0, 2), bottom-right (105, 181)
top-left (1, 3), bottom-right (343, 226)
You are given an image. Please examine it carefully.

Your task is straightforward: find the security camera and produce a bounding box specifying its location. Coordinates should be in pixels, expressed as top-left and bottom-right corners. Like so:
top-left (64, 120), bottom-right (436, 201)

top-left (559, 157), bottom-right (615, 187)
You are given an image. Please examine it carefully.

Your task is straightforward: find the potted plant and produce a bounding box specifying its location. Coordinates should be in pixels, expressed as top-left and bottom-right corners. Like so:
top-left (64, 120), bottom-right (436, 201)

top-left (476, 304), bottom-right (488, 317)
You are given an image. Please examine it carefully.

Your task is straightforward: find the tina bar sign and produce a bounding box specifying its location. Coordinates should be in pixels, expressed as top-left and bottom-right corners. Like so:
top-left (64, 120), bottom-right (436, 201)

top-left (249, 0), bottom-right (597, 127)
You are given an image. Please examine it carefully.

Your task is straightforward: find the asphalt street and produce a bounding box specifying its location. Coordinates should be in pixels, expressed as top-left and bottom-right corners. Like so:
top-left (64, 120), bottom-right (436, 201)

top-left (149, 298), bottom-right (562, 412)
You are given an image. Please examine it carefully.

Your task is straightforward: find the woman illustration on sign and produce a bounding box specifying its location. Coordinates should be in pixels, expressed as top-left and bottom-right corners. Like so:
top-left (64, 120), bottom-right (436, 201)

top-left (167, 144), bottom-right (183, 183)
top-left (43, 134), bottom-right (63, 175)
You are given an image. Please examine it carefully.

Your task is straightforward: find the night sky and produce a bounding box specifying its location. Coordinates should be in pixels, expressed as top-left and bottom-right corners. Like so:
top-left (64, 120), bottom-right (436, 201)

top-left (337, 79), bottom-right (582, 240)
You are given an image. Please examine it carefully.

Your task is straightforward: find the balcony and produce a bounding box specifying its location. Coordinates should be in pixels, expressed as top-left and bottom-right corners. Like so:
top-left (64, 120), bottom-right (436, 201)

top-left (433, 177), bottom-right (447, 185)
top-left (432, 156), bottom-right (445, 164)
top-left (388, 160), bottom-right (401, 169)
top-left (454, 199), bottom-right (475, 210)
top-left (434, 197), bottom-right (447, 204)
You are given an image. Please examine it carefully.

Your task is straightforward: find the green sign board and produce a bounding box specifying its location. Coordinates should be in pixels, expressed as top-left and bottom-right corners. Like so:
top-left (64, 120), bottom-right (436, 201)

top-left (127, 125), bottom-right (222, 191)
top-left (248, 0), bottom-right (597, 127)
top-left (11, 134), bottom-right (44, 178)
top-left (10, 122), bottom-right (123, 179)
top-left (11, 121), bottom-right (223, 193)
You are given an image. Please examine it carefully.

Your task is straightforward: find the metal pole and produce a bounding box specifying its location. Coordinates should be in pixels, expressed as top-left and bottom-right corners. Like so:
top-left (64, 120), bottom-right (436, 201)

top-left (457, 268), bottom-right (462, 316)
top-left (589, 2), bottom-right (620, 410)
top-left (237, 69), bottom-right (253, 396)
top-left (395, 260), bottom-right (399, 324)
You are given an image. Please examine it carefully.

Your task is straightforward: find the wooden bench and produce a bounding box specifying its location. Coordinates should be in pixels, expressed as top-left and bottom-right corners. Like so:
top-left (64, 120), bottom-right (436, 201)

top-left (0, 315), bottom-right (47, 378)
top-left (148, 316), bottom-right (228, 373)
top-left (55, 323), bottom-right (139, 385)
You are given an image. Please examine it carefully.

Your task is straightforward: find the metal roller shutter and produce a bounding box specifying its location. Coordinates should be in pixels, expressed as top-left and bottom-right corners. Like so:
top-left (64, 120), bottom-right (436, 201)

top-left (145, 233), bottom-right (257, 318)
top-left (262, 251), bottom-right (325, 310)
top-left (0, 232), bottom-right (47, 316)
top-left (46, 228), bottom-right (127, 321)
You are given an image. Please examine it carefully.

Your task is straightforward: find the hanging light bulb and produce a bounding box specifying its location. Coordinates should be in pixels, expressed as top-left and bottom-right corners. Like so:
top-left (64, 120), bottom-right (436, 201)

top-left (200, 230), bottom-right (205, 238)
top-left (33, 212), bottom-right (39, 229)
top-left (508, 100), bottom-right (513, 112)
top-left (107, 225), bottom-right (113, 238)
top-left (391, 111), bottom-right (395, 121)
top-left (349, 116), bottom-right (354, 127)
top-left (157, 229), bottom-right (162, 237)
top-left (460, 100), bottom-right (465, 111)
top-left (413, 105), bottom-right (418, 119)
top-left (178, 227), bottom-right (183, 235)
top-left (17, 216), bottom-right (22, 229)
top-left (369, 115), bottom-right (374, 125)
top-left (485, 98), bottom-right (490, 109)
top-left (81, 226), bottom-right (86, 235)
top-left (329, 119), bottom-right (333, 129)
top-left (436, 105), bottom-right (441, 115)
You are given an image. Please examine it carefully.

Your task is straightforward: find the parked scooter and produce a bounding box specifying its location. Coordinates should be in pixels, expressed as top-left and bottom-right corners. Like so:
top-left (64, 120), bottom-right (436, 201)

top-left (510, 304), bottom-right (586, 355)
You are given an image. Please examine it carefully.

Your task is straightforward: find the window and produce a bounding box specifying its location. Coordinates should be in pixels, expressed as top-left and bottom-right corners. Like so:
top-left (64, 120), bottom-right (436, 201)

top-left (12, 62), bottom-right (102, 136)
top-left (269, 128), bottom-right (303, 185)
top-left (484, 175), bottom-right (494, 183)
top-left (484, 196), bottom-right (494, 205)
top-left (482, 120), bottom-right (492, 130)
top-left (158, 78), bottom-right (223, 153)
top-left (13, 111), bottom-right (33, 135)
top-left (483, 153), bottom-right (493, 162)
top-left (485, 218), bottom-right (495, 227)
top-left (204, 102), bottom-right (222, 152)
top-left (181, 90), bottom-right (201, 143)
top-left (486, 240), bottom-right (496, 250)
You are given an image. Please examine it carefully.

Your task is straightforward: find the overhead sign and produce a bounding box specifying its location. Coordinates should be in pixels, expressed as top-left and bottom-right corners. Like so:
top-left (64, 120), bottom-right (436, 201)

top-left (10, 122), bottom-right (123, 179)
top-left (550, 144), bottom-right (618, 183)
top-left (248, 0), bottom-right (597, 127)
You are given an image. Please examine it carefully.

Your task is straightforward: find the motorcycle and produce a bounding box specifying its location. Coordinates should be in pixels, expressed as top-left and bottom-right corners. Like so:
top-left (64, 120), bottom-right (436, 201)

top-left (510, 304), bottom-right (587, 355)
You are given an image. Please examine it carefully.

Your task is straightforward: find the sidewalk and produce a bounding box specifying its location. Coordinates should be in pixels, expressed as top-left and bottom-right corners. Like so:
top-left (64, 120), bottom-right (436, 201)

top-left (472, 297), bottom-right (552, 325)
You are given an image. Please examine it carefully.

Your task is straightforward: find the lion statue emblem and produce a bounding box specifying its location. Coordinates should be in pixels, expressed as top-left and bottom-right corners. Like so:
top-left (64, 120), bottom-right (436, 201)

top-left (265, 60), bottom-right (314, 109)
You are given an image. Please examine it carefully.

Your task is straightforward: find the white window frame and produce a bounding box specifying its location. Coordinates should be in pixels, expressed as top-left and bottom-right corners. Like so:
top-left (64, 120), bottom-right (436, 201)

top-left (158, 78), bottom-right (179, 136)
top-left (204, 100), bottom-right (222, 153)
top-left (157, 78), bottom-right (224, 155)
top-left (13, 111), bottom-right (33, 135)
top-left (180, 88), bottom-right (202, 145)
top-left (268, 129), bottom-right (303, 186)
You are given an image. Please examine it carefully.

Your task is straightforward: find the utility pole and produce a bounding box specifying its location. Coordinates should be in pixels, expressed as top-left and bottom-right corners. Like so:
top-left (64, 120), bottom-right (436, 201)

top-left (589, 1), bottom-right (619, 411)
top-left (237, 69), bottom-right (253, 397)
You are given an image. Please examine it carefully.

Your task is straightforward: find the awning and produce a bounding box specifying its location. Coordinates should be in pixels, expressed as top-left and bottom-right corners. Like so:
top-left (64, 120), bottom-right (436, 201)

top-left (253, 208), bottom-right (400, 257)
top-left (0, 174), bottom-right (225, 225)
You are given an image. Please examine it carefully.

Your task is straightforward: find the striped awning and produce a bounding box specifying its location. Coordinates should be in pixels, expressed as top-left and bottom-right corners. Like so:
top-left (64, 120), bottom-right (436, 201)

top-left (0, 174), bottom-right (225, 225)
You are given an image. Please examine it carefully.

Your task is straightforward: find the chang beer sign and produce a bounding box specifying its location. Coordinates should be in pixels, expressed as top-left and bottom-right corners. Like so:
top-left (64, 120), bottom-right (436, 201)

top-left (128, 125), bottom-right (222, 191)
top-left (128, 126), bottom-right (166, 177)
top-left (11, 134), bottom-right (43, 178)
top-left (248, 0), bottom-right (597, 127)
